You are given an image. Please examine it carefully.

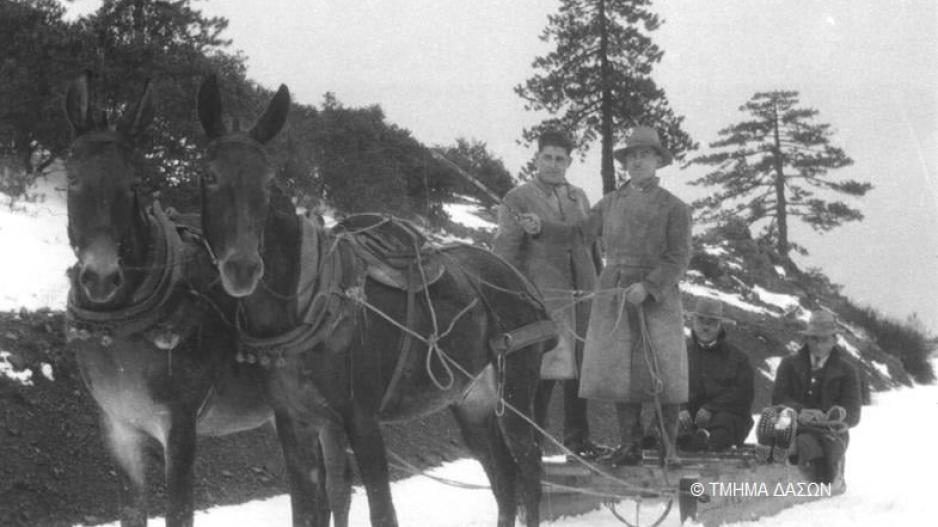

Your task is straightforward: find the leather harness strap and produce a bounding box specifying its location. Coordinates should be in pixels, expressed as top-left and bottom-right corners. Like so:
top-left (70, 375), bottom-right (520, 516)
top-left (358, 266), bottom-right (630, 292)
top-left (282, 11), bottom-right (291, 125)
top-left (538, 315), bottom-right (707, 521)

top-left (67, 202), bottom-right (195, 348)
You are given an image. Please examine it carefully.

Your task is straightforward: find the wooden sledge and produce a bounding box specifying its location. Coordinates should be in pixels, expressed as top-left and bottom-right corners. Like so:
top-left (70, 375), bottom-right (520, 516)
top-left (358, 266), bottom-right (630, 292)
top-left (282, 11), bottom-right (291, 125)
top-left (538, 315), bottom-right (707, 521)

top-left (540, 445), bottom-right (833, 526)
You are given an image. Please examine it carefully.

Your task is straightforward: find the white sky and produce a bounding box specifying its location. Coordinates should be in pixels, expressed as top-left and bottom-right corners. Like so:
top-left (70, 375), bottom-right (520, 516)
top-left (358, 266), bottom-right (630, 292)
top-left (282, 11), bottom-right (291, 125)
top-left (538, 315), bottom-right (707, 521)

top-left (64, 0), bottom-right (938, 330)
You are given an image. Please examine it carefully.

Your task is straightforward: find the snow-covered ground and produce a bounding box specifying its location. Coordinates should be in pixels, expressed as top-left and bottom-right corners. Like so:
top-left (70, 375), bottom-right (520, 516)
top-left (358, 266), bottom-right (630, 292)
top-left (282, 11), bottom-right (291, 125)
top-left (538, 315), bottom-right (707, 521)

top-left (71, 380), bottom-right (936, 527)
top-left (1, 179), bottom-right (934, 526)
top-left (0, 171), bottom-right (72, 311)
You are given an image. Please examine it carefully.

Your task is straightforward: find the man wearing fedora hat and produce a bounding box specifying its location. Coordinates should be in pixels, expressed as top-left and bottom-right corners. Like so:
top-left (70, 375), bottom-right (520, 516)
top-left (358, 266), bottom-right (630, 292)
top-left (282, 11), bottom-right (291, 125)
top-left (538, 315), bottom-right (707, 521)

top-left (771, 310), bottom-right (861, 492)
top-left (677, 297), bottom-right (755, 452)
top-left (517, 125), bottom-right (692, 466)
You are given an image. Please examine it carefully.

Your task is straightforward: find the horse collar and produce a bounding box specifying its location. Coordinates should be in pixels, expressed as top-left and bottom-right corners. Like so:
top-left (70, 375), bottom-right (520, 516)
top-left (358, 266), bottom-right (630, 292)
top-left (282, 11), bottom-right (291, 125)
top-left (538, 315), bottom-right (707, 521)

top-left (236, 221), bottom-right (362, 368)
top-left (67, 202), bottom-right (191, 349)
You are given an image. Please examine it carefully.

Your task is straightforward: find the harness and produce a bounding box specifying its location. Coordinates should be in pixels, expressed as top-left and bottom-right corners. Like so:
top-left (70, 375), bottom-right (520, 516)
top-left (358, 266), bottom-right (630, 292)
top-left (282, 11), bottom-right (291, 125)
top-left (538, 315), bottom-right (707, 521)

top-left (235, 213), bottom-right (558, 416)
top-left (66, 203), bottom-right (198, 350)
top-left (234, 218), bottom-right (359, 368)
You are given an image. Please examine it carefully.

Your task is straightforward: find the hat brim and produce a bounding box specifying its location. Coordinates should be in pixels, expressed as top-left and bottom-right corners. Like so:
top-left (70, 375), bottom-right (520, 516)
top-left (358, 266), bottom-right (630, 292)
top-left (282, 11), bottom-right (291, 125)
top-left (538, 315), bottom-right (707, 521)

top-left (613, 145), bottom-right (673, 167)
top-left (686, 312), bottom-right (735, 323)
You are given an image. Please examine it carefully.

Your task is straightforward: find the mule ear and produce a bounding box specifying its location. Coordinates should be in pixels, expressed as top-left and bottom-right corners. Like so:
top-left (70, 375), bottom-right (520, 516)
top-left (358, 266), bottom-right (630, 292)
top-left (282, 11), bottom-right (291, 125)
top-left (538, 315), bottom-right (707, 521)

top-left (198, 74), bottom-right (226, 138)
top-left (118, 79), bottom-right (155, 139)
top-left (65, 72), bottom-right (92, 134)
top-left (249, 84), bottom-right (290, 144)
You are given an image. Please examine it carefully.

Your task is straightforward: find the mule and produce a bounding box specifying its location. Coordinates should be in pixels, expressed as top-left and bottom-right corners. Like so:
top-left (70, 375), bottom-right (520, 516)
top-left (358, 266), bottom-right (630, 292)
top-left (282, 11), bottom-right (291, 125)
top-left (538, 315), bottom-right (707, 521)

top-left (196, 75), bottom-right (555, 527)
top-left (63, 73), bottom-right (346, 527)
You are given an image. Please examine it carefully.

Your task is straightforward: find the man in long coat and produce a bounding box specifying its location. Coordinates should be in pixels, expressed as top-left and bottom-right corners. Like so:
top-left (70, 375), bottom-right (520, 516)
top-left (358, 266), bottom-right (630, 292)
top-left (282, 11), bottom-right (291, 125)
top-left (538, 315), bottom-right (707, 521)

top-left (519, 126), bottom-right (692, 466)
top-left (772, 310), bottom-right (861, 493)
top-left (678, 297), bottom-right (754, 452)
top-left (493, 130), bottom-right (605, 459)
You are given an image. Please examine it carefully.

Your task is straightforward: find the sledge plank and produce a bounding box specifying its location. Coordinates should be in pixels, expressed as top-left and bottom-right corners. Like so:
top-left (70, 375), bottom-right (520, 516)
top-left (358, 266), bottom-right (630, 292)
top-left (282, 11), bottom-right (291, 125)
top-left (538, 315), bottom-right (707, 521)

top-left (540, 447), bottom-right (831, 525)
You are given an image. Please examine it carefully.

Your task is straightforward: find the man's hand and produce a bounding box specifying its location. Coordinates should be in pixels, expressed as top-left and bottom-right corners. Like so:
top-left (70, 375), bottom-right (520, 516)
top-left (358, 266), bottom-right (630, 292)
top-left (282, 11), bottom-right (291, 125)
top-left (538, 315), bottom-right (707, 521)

top-left (516, 213), bottom-right (541, 235)
top-left (678, 410), bottom-right (693, 432)
top-left (624, 282), bottom-right (648, 305)
top-left (694, 408), bottom-right (712, 427)
top-left (826, 405), bottom-right (847, 422)
top-left (798, 408), bottom-right (826, 425)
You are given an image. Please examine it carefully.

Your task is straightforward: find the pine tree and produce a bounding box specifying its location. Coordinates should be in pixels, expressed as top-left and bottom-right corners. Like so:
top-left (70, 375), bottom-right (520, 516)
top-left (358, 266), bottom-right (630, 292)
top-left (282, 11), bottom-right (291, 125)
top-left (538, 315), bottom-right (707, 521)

top-left (688, 90), bottom-right (870, 256)
top-left (515, 0), bottom-right (694, 193)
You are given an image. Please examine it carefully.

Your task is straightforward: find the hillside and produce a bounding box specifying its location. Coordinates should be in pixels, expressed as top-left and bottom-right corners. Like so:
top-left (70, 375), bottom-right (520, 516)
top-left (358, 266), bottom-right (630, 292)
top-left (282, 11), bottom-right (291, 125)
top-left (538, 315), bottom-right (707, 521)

top-left (0, 179), bottom-right (930, 526)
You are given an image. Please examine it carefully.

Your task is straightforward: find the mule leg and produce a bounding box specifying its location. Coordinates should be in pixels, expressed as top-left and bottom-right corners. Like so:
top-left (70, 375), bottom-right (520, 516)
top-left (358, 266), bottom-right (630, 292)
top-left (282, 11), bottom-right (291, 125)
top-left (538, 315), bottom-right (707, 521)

top-left (496, 349), bottom-right (543, 527)
top-left (345, 410), bottom-right (398, 527)
top-left (321, 422), bottom-right (352, 527)
top-left (103, 417), bottom-right (149, 527)
top-left (274, 411), bottom-right (330, 527)
top-left (164, 413), bottom-right (198, 527)
top-left (451, 404), bottom-right (519, 527)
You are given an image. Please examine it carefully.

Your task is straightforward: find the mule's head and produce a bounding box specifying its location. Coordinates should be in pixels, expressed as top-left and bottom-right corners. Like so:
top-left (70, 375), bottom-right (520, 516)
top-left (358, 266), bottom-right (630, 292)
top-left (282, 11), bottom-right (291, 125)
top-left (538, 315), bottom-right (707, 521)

top-left (65, 73), bottom-right (155, 305)
top-left (197, 75), bottom-right (290, 297)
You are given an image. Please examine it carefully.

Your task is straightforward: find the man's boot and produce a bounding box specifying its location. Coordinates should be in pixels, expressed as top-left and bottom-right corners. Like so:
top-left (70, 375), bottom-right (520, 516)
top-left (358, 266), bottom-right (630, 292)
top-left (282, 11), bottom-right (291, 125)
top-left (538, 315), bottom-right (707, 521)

top-left (604, 403), bottom-right (644, 466)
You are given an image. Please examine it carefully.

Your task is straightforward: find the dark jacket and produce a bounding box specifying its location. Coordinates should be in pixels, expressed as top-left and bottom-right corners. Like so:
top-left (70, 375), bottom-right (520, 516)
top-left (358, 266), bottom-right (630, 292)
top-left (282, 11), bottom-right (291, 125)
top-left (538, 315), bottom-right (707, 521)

top-left (686, 330), bottom-right (754, 418)
top-left (771, 346), bottom-right (862, 428)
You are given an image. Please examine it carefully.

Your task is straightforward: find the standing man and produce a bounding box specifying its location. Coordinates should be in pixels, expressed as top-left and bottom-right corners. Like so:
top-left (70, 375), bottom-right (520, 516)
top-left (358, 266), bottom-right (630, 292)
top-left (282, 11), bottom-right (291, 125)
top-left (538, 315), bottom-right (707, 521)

top-left (771, 310), bottom-right (861, 493)
top-left (493, 129), bottom-right (606, 460)
top-left (518, 126), bottom-right (692, 466)
top-left (678, 297), bottom-right (754, 452)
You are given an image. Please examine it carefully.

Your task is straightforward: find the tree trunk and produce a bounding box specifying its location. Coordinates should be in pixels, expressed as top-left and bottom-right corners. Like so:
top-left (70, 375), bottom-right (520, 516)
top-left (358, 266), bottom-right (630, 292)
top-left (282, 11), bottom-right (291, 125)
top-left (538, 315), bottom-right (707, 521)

top-left (771, 98), bottom-right (789, 256)
top-left (598, 0), bottom-right (616, 194)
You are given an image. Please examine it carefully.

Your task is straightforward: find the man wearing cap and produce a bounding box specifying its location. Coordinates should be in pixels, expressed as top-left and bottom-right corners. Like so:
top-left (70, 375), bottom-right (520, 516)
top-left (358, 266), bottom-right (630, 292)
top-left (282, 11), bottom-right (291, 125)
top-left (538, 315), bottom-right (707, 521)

top-left (493, 129), bottom-right (607, 460)
top-left (771, 310), bottom-right (861, 492)
top-left (517, 126), bottom-right (692, 466)
top-left (677, 297), bottom-right (754, 452)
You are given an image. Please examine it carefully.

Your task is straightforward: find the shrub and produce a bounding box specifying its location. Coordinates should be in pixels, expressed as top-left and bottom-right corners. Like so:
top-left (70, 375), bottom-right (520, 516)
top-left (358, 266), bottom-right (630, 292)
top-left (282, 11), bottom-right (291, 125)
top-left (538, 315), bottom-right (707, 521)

top-left (839, 302), bottom-right (935, 384)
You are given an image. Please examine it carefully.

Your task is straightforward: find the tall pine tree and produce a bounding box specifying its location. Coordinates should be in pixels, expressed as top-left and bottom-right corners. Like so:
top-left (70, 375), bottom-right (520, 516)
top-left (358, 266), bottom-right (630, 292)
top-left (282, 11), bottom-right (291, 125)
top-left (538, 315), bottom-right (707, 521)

top-left (516, 0), bottom-right (694, 193)
top-left (688, 90), bottom-right (870, 256)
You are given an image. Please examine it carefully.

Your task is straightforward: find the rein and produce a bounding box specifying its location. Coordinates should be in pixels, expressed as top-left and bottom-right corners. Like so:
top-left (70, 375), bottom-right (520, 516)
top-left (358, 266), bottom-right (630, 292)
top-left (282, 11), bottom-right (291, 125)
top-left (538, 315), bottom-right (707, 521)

top-left (66, 202), bottom-right (190, 348)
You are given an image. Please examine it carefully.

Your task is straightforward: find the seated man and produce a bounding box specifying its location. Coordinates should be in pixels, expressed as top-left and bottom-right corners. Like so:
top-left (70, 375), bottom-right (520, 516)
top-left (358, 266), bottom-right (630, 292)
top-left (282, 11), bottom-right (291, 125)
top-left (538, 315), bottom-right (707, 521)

top-left (771, 310), bottom-right (861, 493)
top-left (678, 298), bottom-right (754, 452)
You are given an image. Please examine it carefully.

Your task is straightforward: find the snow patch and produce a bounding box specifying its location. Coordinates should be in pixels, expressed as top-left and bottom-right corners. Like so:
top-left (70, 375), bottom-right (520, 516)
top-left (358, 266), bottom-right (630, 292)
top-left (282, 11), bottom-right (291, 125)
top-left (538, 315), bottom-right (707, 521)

top-left (0, 169), bottom-right (72, 311)
top-left (836, 335), bottom-right (861, 358)
top-left (0, 350), bottom-right (33, 386)
top-left (870, 361), bottom-right (890, 379)
top-left (774, 265), bottom-right (787, 277)
top-left (443, 202), bottom-right (495, 230)
top-left (760, 356), bottom-right (783, 381)
top-left (41, 362), bottom-right (55, 382)
top-left (681, 282), bottom-right (771, 315)
top-left (752, 285), bottom-right (801, 313)
top-left (702, 244), bottom-right (728, 256)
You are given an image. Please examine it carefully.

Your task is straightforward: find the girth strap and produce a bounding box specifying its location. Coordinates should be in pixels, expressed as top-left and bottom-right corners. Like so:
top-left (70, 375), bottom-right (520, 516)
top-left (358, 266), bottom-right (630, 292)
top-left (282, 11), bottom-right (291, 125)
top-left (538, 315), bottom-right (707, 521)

top-left (378, 262), bottom-right (420, 413)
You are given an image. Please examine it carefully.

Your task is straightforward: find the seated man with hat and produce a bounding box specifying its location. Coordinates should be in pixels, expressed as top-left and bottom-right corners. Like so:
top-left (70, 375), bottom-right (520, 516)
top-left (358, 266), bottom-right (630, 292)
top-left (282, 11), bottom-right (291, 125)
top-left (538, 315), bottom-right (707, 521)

top-left (771, 310), bottom-right (861, 493)
top-left (678, 297), bottom-right (755, 452)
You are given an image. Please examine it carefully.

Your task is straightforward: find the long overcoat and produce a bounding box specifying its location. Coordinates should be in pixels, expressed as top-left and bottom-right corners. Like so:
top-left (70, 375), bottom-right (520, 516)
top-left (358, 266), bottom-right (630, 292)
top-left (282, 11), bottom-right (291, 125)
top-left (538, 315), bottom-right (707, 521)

top-left (539, 178), bottom-right (692, 402)
top-left (493, 180), bottom-right (599, 379)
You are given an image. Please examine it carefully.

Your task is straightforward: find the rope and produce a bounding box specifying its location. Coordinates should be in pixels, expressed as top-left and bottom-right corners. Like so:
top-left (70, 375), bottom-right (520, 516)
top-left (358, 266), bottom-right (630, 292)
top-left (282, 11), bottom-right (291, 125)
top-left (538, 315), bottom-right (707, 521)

top-left (638, 306), bottom-right (675, 485)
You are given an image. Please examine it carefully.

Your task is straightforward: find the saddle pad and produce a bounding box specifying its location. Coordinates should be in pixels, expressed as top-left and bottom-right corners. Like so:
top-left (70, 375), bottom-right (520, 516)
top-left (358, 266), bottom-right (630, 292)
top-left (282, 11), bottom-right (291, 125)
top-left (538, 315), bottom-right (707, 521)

top-left (334, 214), bottom-right (445, 291)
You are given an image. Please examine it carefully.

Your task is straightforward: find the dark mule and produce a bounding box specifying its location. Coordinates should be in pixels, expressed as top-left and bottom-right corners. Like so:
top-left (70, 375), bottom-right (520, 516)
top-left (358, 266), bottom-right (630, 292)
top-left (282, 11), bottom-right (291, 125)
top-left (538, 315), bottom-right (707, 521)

top-left (63, 74), bottom-right (344, 527)
top-left (197, 76), bottom-right (555, 527)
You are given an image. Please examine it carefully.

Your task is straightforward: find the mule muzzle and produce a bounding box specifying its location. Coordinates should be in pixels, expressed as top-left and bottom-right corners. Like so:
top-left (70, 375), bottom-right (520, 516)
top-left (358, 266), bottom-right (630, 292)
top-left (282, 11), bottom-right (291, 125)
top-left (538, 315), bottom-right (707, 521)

top-left (218, 254), bottom-right (264, 297)
top-left (79, 264), bottom-right (125, 304)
